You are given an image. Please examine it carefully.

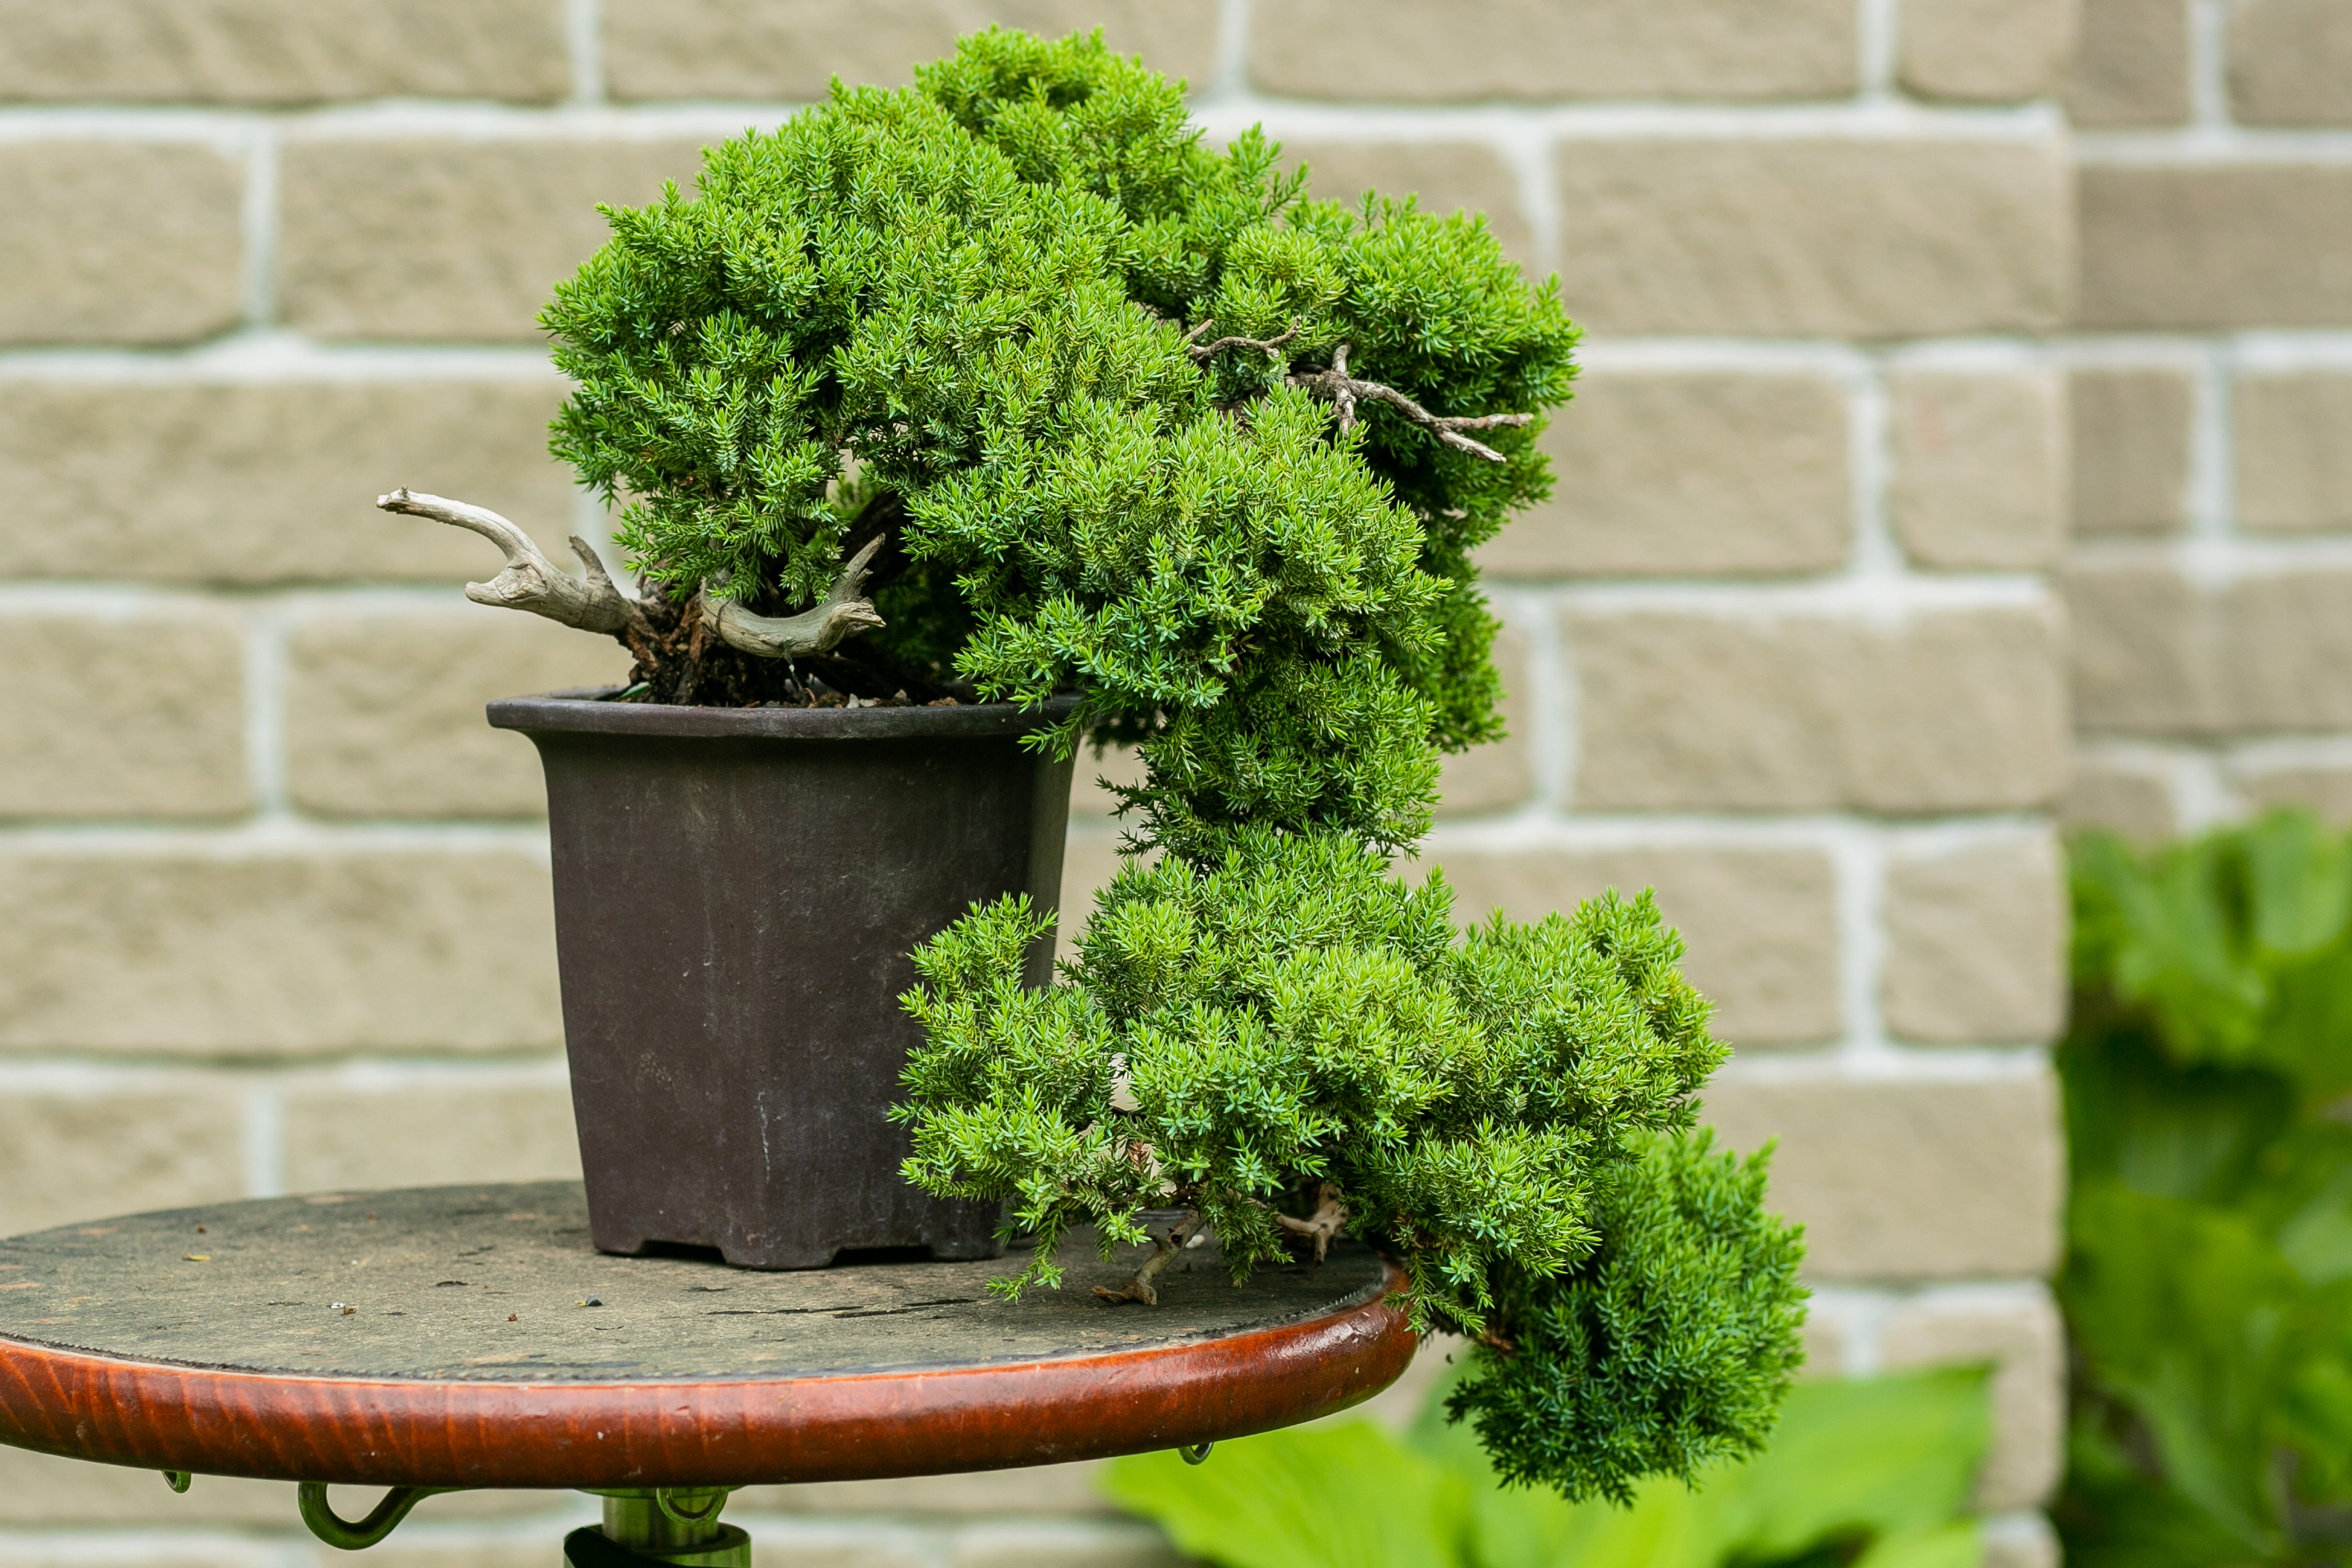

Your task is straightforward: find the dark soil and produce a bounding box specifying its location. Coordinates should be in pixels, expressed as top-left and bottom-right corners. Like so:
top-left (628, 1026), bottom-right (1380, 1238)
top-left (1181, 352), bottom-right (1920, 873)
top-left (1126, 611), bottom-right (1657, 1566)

top-left (607, 588), bottom-right (977, 708)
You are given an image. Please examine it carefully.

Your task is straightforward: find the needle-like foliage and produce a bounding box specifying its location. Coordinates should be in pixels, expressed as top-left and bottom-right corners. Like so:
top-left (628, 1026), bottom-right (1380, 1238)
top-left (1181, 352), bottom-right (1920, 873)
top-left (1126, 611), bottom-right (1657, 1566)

top-left (540, 25), bottom-right (1805, 1504)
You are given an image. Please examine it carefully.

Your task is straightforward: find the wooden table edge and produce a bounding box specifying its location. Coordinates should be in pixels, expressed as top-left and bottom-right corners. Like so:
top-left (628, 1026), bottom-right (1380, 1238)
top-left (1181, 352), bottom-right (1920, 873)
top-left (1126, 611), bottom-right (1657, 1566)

top-left (0, 1260), bottom-right (1416, 1489)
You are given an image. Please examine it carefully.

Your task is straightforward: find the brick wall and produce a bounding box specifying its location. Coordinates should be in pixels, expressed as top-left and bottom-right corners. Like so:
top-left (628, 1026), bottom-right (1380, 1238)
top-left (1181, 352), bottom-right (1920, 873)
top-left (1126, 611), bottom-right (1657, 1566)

top-left (2061, 0), bottom-right (2352, 837)
top-left (0, 0), bottom-right (2215, 1563)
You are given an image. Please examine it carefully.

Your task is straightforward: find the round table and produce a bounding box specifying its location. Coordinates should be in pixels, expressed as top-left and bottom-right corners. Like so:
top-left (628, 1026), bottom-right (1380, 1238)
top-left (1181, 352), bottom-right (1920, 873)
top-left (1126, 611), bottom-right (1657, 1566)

top-left (0, 1182), bottom-right (1412, 1565)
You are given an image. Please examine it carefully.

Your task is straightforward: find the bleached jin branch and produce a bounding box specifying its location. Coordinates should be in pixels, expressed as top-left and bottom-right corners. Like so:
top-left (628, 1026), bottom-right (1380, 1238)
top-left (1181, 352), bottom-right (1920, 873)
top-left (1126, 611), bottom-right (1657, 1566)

top-left (376, 488), bottom-right (886, 660)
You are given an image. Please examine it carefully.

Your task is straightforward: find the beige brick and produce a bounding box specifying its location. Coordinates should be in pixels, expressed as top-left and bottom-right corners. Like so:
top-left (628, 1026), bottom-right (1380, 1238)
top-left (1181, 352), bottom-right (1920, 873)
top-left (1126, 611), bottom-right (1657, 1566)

top-left (2065, 0), bottom-right (2190, 123)
top-left (1432, 846), bottom-right (1841, 1047)
top-left (608, 0), bottom-right (1220, 100)
top-left (1251, 0), bottom-right (1855, 100)
top-left (2080, 164), bottom-right (2352, 329)
top-left (1555, 139), bottom-right (2071, 338)
top-left (280, 140), bottom-right (708, 341)
top-left (1290, 142), bottom-right (1535, 271)
top-left (1888, 370), bottom-right (2069, 570)
top-left (0, 850), bottom-right (561, 1054)
top-left (1437, 624), bottom-right (1533, 816)
top-left (1479, 372), bottom-right (1850, 579)
top-left (2061, 558), bottom-right (2217, 735)
top-left (951, 1521), bottom-right (1185, 1568)
top-left (0, 1), bottom-right (566, 103)
top-left (0, 1084), bottom-right (243, 1235)
top-left (0, 381), bottom-right (577, 584)
top-left (2061, 754), bottom-right (2180, 840)
top-left (1900, 0), bottom-right (2080, 101)
top-left (2230, 759), bottom-right (2352, 823)
top-left (2220, 571), bottom-right (2352, 731)
top-left (2229, 0), bottom-right (2352, 126)
top-left (1568, 604), bottom-right (2069, 813)
top-left (284, 1080), bottom-right (580, 1191)
top-left (1881, 1288), bottom-right (2066, 1510)
top-left (1700, 1072), bottom-right (2065, 1279)
top-left (0, 613), bottom-right (248, 819)
top-left (739, 1463), bottom-right (1117, 1518)
top-left (286, 610), bottom-right (626, 818)
top-left (0, 143), bottom-right (241, 345)
top-left (2071, 367), bottom-right (2193, 536)
top-left (1884, 831), bottom-right (2068, 1045)
top-left (2236, 373), bottom-right (2352, 534)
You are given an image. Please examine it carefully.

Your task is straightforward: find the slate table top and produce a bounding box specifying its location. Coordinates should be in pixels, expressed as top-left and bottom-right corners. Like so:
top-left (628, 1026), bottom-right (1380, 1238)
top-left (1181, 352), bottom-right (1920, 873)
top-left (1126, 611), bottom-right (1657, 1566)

top-left (0, 1183), bottom-right (1413, 1488)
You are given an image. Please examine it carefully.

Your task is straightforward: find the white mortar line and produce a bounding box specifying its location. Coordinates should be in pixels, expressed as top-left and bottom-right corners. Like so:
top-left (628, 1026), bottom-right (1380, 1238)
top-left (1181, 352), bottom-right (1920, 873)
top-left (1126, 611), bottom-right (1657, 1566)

top-left (2066, 532), bottom-right (2352, 571)
top-left (243, 1081), bottom-right (287, 1198)
top-left (1807, 1283), bottom-right (1901, 1373)
top-left (1422, 811), bottom-right (2050, 854)
top-left (566, 0), bottom-right (607, 107)
top-left (0, 1529), bottom-right (314, 1568)
top-left (0, 332), bottom-right (558, 381)
top-left (2227, 734), bottom-right (2352, 769)
top-left (2188, 0), bottom-right (2232, 129)
top-left (2078, 126), bottom-right (2352, 161)
top-left (1832, 823), bottom-right (1889, 1059)
top-left (1193, 98), bottom-right (2062, 144)
top-left (303, 1055), bottom-right (573, 1092)
top-left (1857, 0), bottom-right (1903, 103)
top-left (1714, 1043), bottom-right (2050, 1082)
top-left (0, 582), bottom-right (494, 617)
top-left (1495, 127), bottom-right (1563, 281)
top-left (1540, 575), bottom-right (2053, 612)
top-left (242, 603), bottom-right (292, 822)
top-left (237, 129), bottom-right (279, 330)
top-left (2172, 749), bottom-right (2244, 829)
top-left (1495, 586), bottom-right (1574, 814)
top-left (1849, 358), bottom-right (1905, 587)
top-left (0, 821), bottom-right (554, 857)
top-left (1207, 0), bottom-right (1252, 105)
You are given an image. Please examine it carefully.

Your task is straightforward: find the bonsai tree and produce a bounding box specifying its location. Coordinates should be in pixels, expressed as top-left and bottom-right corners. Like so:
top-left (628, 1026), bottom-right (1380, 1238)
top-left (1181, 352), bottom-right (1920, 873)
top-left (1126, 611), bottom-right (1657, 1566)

top-left (385, 28), bottom-right (1806, 1504)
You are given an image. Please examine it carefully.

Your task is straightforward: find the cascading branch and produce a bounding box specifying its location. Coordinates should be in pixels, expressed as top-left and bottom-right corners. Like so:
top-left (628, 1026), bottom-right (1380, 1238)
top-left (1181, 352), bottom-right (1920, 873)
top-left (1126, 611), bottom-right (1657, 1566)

top-left (381, 26), bottom-right (1805, 1504)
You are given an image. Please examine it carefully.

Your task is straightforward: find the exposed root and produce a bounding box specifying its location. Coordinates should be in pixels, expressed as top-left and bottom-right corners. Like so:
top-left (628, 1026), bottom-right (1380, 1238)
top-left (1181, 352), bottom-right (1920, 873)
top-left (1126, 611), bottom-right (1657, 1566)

top-left (1288, 342), bottom-right (1534, 463)
top-left (377, 489), bottom-right (644, 634)
top-left (1274, 1181), bottom-right (1347, 1264)
top-left (1186, 316), bottom-right (1302, 365)
top-left (1094, 1209), bottom-right (1207, 1307)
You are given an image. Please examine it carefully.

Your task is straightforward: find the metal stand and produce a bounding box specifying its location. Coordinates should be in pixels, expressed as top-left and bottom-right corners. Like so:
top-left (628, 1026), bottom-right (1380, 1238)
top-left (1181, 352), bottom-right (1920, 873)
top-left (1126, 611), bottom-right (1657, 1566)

top-left (281, 1479), bottom-right (752, 1566)
top-left (570, 1490), bottom-right (750, 1568)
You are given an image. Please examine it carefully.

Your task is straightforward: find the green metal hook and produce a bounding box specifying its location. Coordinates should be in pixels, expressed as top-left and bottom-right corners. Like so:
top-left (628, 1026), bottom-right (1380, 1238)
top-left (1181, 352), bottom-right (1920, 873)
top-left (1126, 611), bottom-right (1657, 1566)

top-left (296, 1482), bottom-right (462, 1550)
top-left (161, 1470), bottom-right (191, 1493)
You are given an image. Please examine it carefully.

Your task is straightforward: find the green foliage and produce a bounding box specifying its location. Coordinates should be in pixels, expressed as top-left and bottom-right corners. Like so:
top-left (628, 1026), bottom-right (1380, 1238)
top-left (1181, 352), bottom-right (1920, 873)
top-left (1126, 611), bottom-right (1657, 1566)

top-left (2060, 811), bottom-right (2352, 1568)
top-left (542, 26), bottom-right (1574, 848)
top-left (1103, 1365), bottom-right (1990, 1568)
top-left (897, 827), bottom-right (1805, 1500)
top-left (541, 24), bottom-right (1798, 1504)
top-left (1444, 1131), bottom-right (1809, 1503)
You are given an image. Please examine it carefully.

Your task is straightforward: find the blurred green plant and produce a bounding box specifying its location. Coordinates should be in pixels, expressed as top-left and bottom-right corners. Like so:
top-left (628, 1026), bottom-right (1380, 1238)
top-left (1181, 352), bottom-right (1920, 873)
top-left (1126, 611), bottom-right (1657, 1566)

top-left (1103, 1363), bottom-right (1990, 1568)
top-left (2061, 811), bottom-right (2352, 1567)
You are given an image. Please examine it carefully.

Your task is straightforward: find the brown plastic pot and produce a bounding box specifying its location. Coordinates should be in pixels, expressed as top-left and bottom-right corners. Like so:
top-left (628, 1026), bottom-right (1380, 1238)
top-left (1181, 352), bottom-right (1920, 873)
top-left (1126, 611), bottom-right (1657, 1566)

top-left (487, 691), bottom-right (1078, 1270)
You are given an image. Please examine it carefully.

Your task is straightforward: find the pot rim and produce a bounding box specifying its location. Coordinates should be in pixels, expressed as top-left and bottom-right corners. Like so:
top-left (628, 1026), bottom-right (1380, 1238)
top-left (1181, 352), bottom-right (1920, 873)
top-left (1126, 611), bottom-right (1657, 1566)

top-left (487, 687), bottom-right (1081, 742)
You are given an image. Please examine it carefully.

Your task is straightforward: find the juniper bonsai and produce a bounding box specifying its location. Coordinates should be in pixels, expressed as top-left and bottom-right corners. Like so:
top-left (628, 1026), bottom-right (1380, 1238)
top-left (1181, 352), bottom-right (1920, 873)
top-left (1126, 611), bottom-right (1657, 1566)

top-left (383, 27), bottom-right (1804, 1504)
